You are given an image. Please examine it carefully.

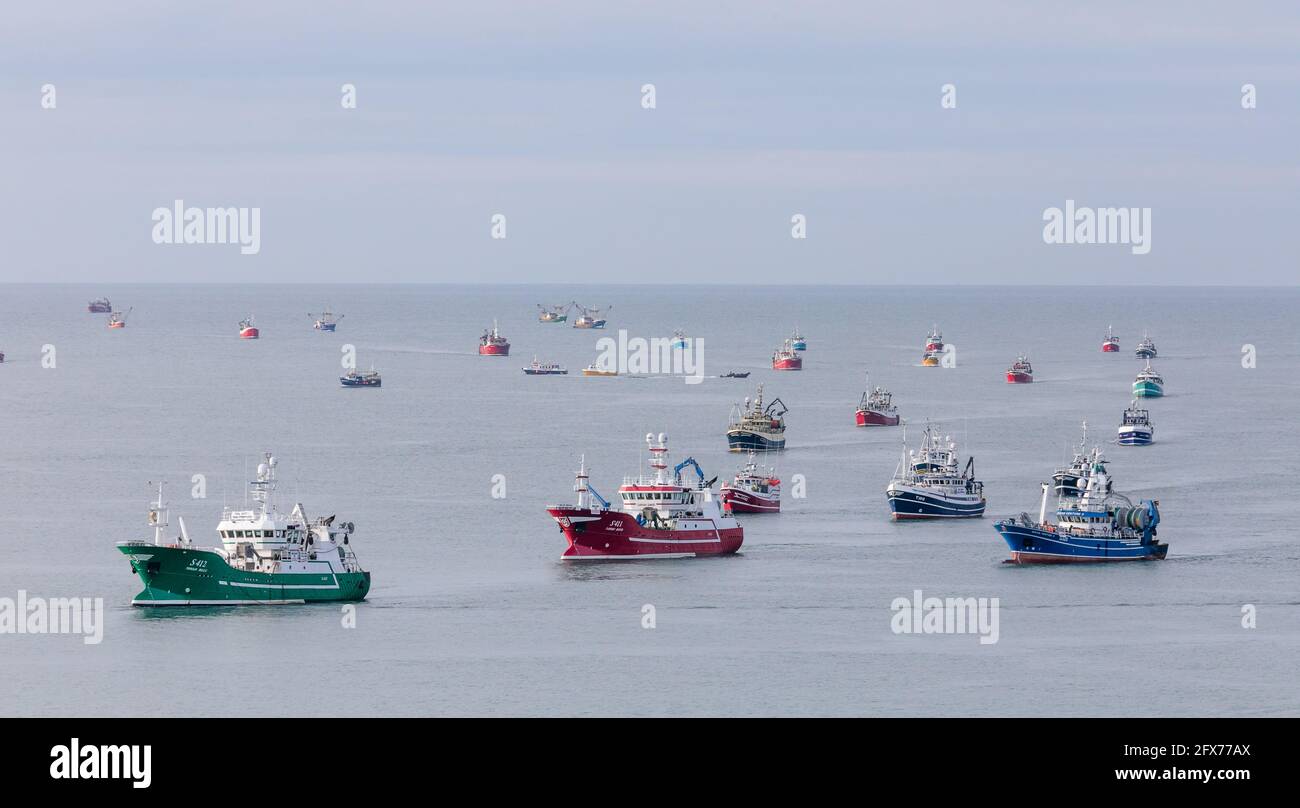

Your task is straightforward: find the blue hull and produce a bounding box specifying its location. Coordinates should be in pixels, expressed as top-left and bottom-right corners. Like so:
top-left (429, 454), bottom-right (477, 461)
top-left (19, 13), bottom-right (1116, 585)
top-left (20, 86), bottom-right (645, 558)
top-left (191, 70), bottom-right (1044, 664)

top-left (1117, 431), bottom-right (1153, 446)
top-left (888, 489), bottom-right (985, 519)
top-left (726, 432), bottom-right (785, 452)
top-left (318, 324), bottom-right (337, 332)
top-left (792, 341), bottom-right (807, 351)
top-left (995, 522), bottom-right (1167, 563)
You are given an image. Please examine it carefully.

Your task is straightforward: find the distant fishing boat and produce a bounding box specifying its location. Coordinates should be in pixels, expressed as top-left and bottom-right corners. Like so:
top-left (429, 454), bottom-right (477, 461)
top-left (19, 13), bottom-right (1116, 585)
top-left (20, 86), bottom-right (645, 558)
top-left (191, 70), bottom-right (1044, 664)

top-left (1133, 360), bottom-right (1164, 398)
top-left (537, 303), bottom-right (568, 323)
top-left (726, 384), bottom-right (787, 452)
top-left (582, 363), bottom-right (617, 377)
top-left (340, 368), bottom-right (381, 387)
top-left (238, 316), bottom-right (259, 339)
top-left (1117, 401), bottom-right (1154, 445)
top-left (720, 371), bottom-right (750, 379)
top-left (523, 357), bottom-right (568, 375)
top-left (855, 374), bottom-right (900, 427)
top-left (107, 308), bottom-right (132, 329)
top-left (886, 424), bottom-right (985, 519)
top-left (571, 302), bottom-right (609, 329)
top-left (87, 297), bottom-right (112, 313)
top-left (921, 325), bottom-right (944, 366)
top-left (1005, 355), bottom-right (1033, 383)
top-left (1101, 325), bottom-right (1120, 353)
top-left (309, 308), bottom-right (344, 332)
top-left (772, 339), bottom-right (802, 371)
top-left (994, 448), bottom-right (1166, 563)
top-left (790, 328), bottom-right (806, 351)
top-left (670, 330), bottom-right (689, 350)
top-left (1135, 332), bottom-right (1157, 358)
top-left (478, 321), bottom-right (510, 356)
top-left (720, 452), bottom-right (781, 513)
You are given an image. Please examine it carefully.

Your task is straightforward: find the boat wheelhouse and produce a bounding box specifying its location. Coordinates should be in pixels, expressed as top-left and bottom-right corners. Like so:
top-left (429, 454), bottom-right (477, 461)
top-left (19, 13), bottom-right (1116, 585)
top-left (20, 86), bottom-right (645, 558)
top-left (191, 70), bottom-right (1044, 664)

top-left (1117, 401), bottom-right (1154, 445)
top-left (886, 424), bottom-right (985, 519)
top-left (925, 326), bottom-right (944, 352)
top-left (726, 384), bottom-right (787, 452)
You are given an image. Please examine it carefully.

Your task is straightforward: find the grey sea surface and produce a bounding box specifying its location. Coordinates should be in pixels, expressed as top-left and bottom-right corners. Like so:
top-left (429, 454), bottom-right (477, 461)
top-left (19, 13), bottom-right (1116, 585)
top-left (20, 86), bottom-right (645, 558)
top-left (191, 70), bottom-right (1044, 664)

top-left (0, 284), bottom-right (1296, 716)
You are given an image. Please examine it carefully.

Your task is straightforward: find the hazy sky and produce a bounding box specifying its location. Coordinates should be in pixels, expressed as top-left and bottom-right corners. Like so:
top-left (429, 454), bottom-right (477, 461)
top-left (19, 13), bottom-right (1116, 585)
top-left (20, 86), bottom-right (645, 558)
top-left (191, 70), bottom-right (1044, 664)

top-left (3, 2), bottom-right (1298, 284)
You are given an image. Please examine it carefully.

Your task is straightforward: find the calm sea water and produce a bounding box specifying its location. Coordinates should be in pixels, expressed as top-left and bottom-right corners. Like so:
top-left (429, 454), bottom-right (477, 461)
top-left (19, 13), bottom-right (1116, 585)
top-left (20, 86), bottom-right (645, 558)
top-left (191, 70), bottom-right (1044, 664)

top-left (0, 284), bottom-right (1296, 717)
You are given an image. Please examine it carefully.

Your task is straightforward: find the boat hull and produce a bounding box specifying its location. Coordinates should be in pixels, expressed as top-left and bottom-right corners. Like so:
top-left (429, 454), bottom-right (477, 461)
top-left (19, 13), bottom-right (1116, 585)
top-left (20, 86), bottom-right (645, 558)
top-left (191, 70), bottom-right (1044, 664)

top-left (1133, 381), bottom-right (1163, 397)
top-left (887, 485), bottom-right (985, 519)
top-left (1102, 342), bottom-right (1120, 352)
top-left (239, 328), bottom-right (259, 339)
top-left (573, 320), bottom-right (606, 329)
top-left (523, 369), bottom-right (567, 375)
top-left (116, 544), bottom-right (370, 605)
top-left (726, 430), bottom-right (785, 452)
top-left (921, 356), bottom-right (939, 366)
top-left (856, 409), bottom-right (900, 427)
top-left (994, 522), bottom-right (1167, 563)
top-left (1117, 427), bottom-right (1153, 445)
top-left (772, 357), bottom-right (802, 371)
top-left (315, 323), bottom-right (337, 332)
top-left (546, 507), bottom-right (742, 559)
top-left (1006, 371), bottom-right (1032, 383)
top-left (340, 378), bottom-right (381, 387)
top-left (479, 344), bottom-right (510, 356)
top-left (88, 305), bottom-right (112, 313)
top-left (719, 486), bottom-right (780, 513)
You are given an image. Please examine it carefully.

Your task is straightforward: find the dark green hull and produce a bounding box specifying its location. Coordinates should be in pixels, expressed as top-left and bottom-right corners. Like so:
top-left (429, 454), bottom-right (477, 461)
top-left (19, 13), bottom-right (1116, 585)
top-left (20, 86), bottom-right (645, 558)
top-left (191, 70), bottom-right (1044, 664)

top-left (117, 543), bottom-right (370, 606)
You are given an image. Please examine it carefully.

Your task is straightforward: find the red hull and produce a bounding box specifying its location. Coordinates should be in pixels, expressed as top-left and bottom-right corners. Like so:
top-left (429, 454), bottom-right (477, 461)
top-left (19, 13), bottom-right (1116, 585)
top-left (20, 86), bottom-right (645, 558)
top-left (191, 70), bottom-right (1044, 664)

top-left (1101, 342), bottom-right (1120, 352)
top-left (1006, 372), bottom-right (1032, 383)
top-left (479, 344), bottom-right (510, 356)
top-left (240, 328), bottom-right (259, 339)
top-left (855, 409), bottom-right (900, 427)
top-left (547, 507), bottom-right (742, 558)
top-left (1008, 551), bottom-right (1161, 564)
top-left (719, 487), bottom-right (780, 513)
top-left (108, 323), bottom-right (125, 329)
top-left (772, 358), bottom-right (802, 371)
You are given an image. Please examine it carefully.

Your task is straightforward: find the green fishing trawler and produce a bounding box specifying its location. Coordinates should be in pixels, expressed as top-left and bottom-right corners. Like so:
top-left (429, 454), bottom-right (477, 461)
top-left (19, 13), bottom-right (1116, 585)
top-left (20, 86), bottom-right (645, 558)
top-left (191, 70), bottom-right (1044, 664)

top-left (117, 453), bottom-right (370, 606)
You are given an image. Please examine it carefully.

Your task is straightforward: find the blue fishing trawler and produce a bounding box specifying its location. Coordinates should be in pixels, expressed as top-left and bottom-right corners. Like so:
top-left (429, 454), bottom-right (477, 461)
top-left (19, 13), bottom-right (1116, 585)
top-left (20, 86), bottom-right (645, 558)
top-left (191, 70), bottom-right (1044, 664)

top-left (886, 424), bottom-right (985, 519)
top-left (725, 385), bottom-right (787, 452)
top-left (340, 368), bottom-right (381, 387)
top-left (1117, 401), bottom-right (1154, 445)
top-left (994, 449), bottom-right (1166, 563)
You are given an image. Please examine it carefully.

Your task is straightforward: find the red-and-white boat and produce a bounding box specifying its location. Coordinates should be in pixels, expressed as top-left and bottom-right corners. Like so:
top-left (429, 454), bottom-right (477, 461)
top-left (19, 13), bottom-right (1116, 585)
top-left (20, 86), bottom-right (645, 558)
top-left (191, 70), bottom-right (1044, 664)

top-left (1101, 325), bottom-right (1120, 352)
top-left (855, 374), bottom-right (900, 426)
top-left (1006, 355), bottom-right (1033, 383)
top-left (772, 339), bottom-right (802, 371)
top-left (720, 452), bottom-right (781, 513)
top-left (107, 307), bottom-right (132, 329)
top-left (925, 325), bottom-right (944, 353)
top-left (478, 320), bottom-right (510, 356)
top-left (239, 316), bottom-right (260, 339)
top-left (545, 433), bottom-right (743, 560)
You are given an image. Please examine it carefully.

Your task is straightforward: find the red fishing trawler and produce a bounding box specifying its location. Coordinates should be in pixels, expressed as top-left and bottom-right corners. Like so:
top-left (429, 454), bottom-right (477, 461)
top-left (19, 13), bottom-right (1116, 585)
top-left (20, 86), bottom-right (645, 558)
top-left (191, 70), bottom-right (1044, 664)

top-left (1006, 355), bottom-right (1033, 383)
top-left (478, 320), bottom-right (510, 356)
top-left (545, 433), bottom-right (743, 560)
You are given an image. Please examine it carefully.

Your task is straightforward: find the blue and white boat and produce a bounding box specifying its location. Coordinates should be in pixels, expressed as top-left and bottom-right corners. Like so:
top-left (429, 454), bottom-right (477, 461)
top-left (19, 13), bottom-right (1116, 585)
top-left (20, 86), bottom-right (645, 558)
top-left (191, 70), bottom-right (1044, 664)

top-left (311, 307), bottom-right (344, 332)
top-left (886, 424), bottom-right (985, 519)
top-left (1135, 331), bottom-right (1157, 358)
top-left (725, 385), bottom-right (787, 452)
top-left (994, 450), bottom-right (1166, 563)
top-left (1133, 360), bottom-right (1164, 398)
top-left (1117, 401), bottom-right (1154, 445)
top-left (670, 330), bottom-right (689, 350)
top-left (340, 368), bottom-right (381, 387)
top-left (790, 328), bottom-right (807, 351)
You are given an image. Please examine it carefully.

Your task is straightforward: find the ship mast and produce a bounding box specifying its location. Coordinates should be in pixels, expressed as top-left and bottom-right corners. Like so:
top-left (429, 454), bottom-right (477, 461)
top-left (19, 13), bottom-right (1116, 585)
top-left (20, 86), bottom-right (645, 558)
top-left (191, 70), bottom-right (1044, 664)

top-left (647, 432), bottom-right (669, 484)
top-left (249, 452), bottom-right (278, 517)
top-left (148, 481), bottom-right (169, 546)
